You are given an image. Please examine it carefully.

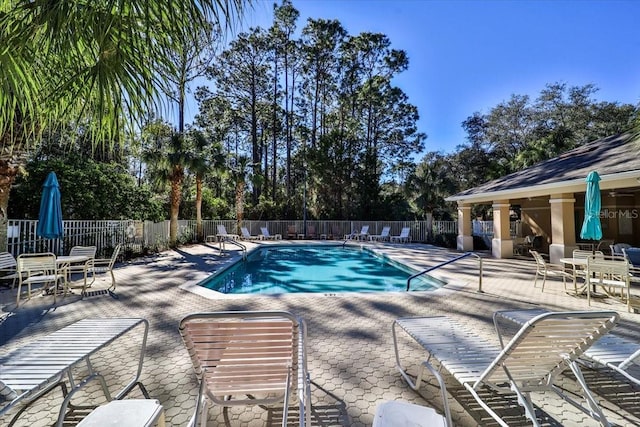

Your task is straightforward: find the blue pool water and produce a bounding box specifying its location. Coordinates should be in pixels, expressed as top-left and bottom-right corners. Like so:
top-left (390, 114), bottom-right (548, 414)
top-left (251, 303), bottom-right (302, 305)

top-left (200, 245), bottom-right (443, 294)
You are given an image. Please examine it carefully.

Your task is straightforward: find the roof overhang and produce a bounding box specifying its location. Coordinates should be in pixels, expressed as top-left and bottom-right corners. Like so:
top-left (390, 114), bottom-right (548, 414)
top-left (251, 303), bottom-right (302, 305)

top-left (446, 170), bottom-right (640, 205)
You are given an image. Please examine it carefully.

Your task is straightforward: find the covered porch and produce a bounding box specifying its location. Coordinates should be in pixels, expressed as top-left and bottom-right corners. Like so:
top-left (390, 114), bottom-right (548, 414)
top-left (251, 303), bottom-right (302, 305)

top-left (448, 133), bottom-right (640, 263)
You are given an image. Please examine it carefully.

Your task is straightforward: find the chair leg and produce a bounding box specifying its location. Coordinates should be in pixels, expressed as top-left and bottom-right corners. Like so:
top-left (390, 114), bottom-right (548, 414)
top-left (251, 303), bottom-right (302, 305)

top-left (109, 270), bottom-right (116, 291)
top-left (541, 273), bottom-right (547, 292)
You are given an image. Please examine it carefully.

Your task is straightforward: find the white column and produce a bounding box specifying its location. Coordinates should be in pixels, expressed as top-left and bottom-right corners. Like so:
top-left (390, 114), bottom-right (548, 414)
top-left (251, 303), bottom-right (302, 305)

top-left (456, 203), bottom-right (474, 251)
top-left (492, 201), bottom-right (513, 258)
top-left (549, 195), bottom-right (576, 264)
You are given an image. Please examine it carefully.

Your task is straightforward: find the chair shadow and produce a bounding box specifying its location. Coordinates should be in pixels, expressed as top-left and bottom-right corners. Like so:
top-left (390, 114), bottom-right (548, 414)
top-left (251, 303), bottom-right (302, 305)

top-left (217, 380), bottom-right (350, 427)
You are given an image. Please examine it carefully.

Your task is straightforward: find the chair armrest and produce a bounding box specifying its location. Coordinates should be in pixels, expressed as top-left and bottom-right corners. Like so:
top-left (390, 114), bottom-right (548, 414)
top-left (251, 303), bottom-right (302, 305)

top-left (92, 258), bottom-right (112, 267)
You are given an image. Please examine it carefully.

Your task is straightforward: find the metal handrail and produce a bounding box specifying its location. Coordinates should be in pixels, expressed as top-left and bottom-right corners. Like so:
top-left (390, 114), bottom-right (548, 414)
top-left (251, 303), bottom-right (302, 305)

top-left (406, 252), bottom-right (484, 292)
top-left (219, 238), bottom-right (247, 260)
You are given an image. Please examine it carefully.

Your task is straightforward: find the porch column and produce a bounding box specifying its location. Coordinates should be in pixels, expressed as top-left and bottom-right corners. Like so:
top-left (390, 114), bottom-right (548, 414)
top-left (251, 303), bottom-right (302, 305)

top-left (456, 203), bottom-right (473, 251)
top-left (549, 194), bottom-right (576, 264)
top-left (492, 200), bottom-right (513, 258)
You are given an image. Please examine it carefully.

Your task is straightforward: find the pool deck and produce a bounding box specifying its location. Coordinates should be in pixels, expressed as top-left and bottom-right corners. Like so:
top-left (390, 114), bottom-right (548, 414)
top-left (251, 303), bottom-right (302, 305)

top-left (2, 240), bottom-right (640, 426)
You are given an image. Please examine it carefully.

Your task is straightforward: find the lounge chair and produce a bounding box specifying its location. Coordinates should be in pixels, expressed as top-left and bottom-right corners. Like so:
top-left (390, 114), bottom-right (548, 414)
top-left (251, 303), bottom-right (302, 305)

top-left (87, 244), bottom-right (121, 291)
top-left (393, 311), bottom-right (619, 427)
top-left (260, 227), bottom-right (282, 240)
top-left (240, 227), bottom-right (260, 240)
top-left (495, 308), bottom-right (640, 388)
top-left (390, 227), bottom-right (411, 243)
top-left (179, 311), bottom-right (311, 427)
top-left (586, 256), bottom-right (631, 312)
top-left (216, 224), bottom-right (240, 241)
top-left (287, 225), bottom-right (297, 239)
top-left (345, 225), bottom-right (369, 240)
top-left (306, 225), bottom-right (316, 239)
top-left (529, 250), bottom-right (572, 292)
top-left (369, 226), bottom-right (391, 242)
top-left (0, 252), bottom-right (23, 288)
top-left (16, 253), bottom-right (67, 307)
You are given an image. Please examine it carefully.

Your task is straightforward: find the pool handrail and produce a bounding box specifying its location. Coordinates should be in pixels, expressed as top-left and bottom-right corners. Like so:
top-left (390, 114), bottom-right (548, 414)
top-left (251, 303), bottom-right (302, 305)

top-left (218, 237), bottom-right (247, 260)
top-left (406, 252), bottom-right (483, 292)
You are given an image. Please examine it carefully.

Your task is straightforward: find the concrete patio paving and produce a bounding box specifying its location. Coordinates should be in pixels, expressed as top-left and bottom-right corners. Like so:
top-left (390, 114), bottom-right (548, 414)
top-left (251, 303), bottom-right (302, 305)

top-left (2, 241), bottom-right (640, 426)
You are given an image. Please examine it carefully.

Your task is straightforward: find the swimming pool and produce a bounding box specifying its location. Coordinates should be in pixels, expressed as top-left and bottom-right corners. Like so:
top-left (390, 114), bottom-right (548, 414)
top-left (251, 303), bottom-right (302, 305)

top-left (199, 245), bottom-right (443, 294)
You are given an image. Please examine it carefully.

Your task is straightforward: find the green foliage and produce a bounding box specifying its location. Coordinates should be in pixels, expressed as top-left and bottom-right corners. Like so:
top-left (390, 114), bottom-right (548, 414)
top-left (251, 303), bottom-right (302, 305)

top-left (9, 155), bottom-right (164, 221)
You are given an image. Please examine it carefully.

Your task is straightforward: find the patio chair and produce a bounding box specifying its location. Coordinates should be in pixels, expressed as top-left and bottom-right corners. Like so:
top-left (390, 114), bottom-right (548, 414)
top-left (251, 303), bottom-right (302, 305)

top-left (530, 250), bottom-right (572, 292)
top-left (16, 253), bottom-right (66, 307)
top-left (622, 247), bottom-right (640, 284)
top-left (610, 243), bottom-right (632, 257)
top-left (287, 225), bottom-right (297, 239)
top-left (87, 244), bottom-right (121, 291)
top-left (260, 226), bottom-right (282, 240)
top-left (392, 311), bottom-right (619, 427)
top-left (369, 226), bottom-right (391, 242)
top-left (240, 227), bottom-right (260, 240)
top-left (571, 249), bottom-right (605, 284)
top-left (390, 227), bottom-right (411, 243)
top-left (0, 252), bottom-right (24, 289)
top-left (179, 311), bottom-right (312, 427)
top-left (216, 224), bottom-right (240, 241)
top-left (586, 256), bottom-right (631, 312)
top-left (597, 239), bottom-right (615, 256)
top-left (67, 245), bottom-right (97, 292)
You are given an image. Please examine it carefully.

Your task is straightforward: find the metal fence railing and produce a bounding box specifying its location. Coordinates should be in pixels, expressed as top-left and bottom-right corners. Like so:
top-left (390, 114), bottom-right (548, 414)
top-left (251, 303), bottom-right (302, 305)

top-left (5, 219), bottom-right (461, 258)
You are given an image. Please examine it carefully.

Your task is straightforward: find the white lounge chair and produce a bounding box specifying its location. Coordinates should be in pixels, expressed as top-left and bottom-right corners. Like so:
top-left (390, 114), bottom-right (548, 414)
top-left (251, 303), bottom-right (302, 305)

top-left (529, 250), bottom-right (572, 292)
top-left (179, 311), bottom-right (311, 427)
top-left (216, 224), bottom-right (240, 241)
top-left (390, 227), bottom-right (411, 243)
top-left (0, 252), bottom-right (24, 288)
top-left (369, 226), bottom-right (391, 242)
top-left (345, 225), bottom-right (369, 240)
top-left (495, 308), bottom-right (640, 388)
top-left (16, 253), bottom-right (67, 307)
top-left (260, 227), bottom-right (282, 240)
top-left (393, 311), bottom-right (619, 427)
top-left (240, 227), bottom-right (260, 240)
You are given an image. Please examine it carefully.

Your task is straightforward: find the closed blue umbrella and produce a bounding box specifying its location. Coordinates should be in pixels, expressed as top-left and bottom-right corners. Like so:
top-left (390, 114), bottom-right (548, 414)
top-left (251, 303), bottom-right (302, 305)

top-left (580, 171), bottom-right (602, 241)
top-left (36, 172), bottom-right (64, 239)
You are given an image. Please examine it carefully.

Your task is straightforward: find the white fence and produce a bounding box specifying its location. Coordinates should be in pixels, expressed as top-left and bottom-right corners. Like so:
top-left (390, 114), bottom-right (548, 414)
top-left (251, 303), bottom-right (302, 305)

top-left (5, 219), bottom-right (460, 257)
top-left (4, 219), bottom-right (526, 257)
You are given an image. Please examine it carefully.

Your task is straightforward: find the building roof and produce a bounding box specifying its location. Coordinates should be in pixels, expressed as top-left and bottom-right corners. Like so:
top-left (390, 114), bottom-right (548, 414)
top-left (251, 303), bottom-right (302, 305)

top-left (447, 132), bottom-right (640, 203)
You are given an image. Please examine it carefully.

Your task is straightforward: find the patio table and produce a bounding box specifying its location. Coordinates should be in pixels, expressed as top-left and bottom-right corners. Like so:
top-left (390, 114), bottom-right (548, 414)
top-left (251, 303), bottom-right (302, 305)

top-left (0, 317), bottom-right (149, 427)
top-left (560, 257), bottom-right (589, 293)
top-left (56, 255), bottom-right (91, 293)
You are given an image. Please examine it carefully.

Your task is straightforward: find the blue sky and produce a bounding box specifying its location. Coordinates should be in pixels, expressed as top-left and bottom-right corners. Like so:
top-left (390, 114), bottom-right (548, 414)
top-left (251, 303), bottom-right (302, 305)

top-left (188, 0), bottom-right (640, 156)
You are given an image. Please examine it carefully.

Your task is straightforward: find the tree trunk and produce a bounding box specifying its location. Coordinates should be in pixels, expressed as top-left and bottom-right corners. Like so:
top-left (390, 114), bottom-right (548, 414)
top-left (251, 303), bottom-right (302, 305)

top-left (0, 159), bottom-right (20, 252)
top-left (195, 174), bottom-right (203, 241)
top-left (169, 166), bottom-right (183, 246)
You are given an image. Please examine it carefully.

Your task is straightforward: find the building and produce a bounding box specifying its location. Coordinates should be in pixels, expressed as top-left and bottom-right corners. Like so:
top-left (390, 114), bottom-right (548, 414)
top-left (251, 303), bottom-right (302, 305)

top-left (446, 133), bottom-right (640, 263)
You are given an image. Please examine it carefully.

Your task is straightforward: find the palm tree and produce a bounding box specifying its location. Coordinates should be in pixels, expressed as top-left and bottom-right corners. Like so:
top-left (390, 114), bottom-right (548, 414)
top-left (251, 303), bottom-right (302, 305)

top-left (189, 131), bottom-right (226, 240)
top-left (228, 155), bottom-right (253, 233)
top-left (0, 0), bottom-right (252, 249)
